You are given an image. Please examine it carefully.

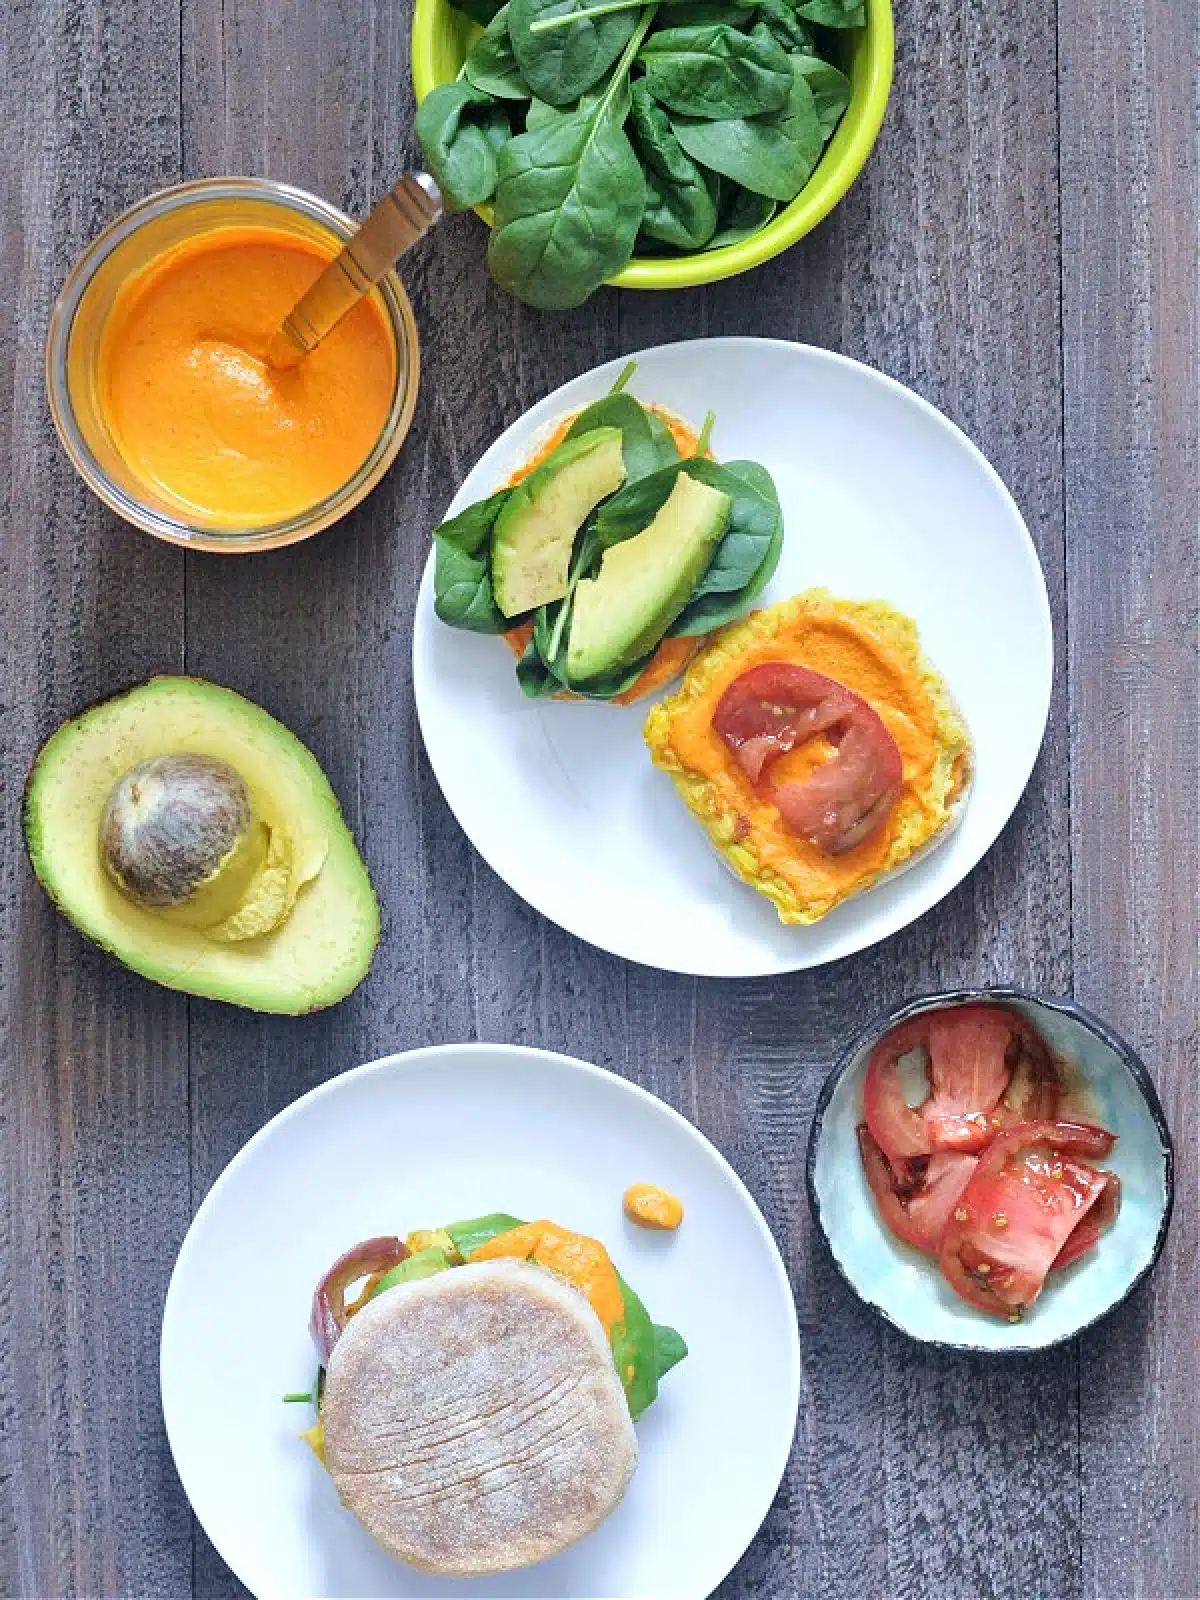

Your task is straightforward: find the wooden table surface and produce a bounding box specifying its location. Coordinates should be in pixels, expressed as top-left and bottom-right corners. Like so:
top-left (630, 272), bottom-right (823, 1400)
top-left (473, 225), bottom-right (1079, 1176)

top-left (1, 0), bottom-right (1196, 1596)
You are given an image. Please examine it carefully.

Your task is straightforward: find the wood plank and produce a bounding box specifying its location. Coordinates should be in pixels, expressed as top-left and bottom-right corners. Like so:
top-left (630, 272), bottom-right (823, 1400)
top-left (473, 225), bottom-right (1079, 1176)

top-left (701, 0), bottom-right (1076, 1591)
top-left (1059, 0), bottom-right (1200, 1592)
top-left (0, 2), bottom-right (192, 1597)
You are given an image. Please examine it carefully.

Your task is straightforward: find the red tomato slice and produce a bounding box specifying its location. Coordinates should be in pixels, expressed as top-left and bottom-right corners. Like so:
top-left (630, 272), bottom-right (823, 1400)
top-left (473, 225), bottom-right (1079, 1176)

top-left (921, 1007), bottom-right (1017, 1150)
top-left (858, 1126), bottom-right (977, 1255)
top-left (863, 1016), bottom-right (935, 1160)
top-left (863, 1005), bottom-right (1061, 1165)
top-left (712, 662), bottom-right (903, 855)
top-left (1052, 1172), bottom-right (1122, 1270)
top-left (939, 1121), bottom-right (1116, 1318)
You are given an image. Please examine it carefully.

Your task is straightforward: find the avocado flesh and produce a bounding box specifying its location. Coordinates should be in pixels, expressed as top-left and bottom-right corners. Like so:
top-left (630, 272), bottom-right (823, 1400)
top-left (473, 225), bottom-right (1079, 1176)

top-left (491, 427), bottom-right (626, 618)
top-left (567, 471), bottom-right (732, 682)
top-left (23, 677), bottom-right (379, 1013)
top-left (369, 1248), bottom-right (453, 1298)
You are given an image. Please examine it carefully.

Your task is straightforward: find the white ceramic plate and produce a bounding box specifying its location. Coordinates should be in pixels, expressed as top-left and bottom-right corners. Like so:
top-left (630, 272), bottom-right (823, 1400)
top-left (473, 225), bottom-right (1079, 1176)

top-left (413, 338), bottom-right (1053, 976)
top-left (160, 1044), bottom-right (801, 1600)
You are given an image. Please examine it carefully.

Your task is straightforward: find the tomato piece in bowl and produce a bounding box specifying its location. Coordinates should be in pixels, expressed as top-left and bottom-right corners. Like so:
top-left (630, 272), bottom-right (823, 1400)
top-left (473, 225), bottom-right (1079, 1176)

top-left (857, 1128), bottom-right (976, 1256)
top-left (863, 1004), bottom-right (1060, 1162)
top-left (938, 1121), bottom-right (1117, 1320)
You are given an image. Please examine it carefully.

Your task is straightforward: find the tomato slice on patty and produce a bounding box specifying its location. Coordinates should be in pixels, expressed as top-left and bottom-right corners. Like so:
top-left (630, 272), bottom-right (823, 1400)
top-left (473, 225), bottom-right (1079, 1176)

top-left (938, 1120), bottom-right (1117, 1318)
top-left (712, 662), bottom-right (903, 855)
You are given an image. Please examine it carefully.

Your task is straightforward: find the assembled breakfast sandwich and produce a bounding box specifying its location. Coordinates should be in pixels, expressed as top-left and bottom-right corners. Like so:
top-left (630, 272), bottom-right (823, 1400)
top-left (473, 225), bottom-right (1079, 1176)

top-left (430, 362), bottom-right (784, 704)
top-left (296, 1213), bottom-right (687, 1576)
top-left (645, 589), bottom-right (973, 924)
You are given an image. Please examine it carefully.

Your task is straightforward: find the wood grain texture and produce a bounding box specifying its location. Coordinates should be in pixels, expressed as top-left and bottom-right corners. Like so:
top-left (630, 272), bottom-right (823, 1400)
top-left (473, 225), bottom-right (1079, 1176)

top-left (1059, 0), bottom-right (1200, 1593)
top-left (0, 2), bottom-right (193, 1597)
top-left (0, 0), bottom-right (1195, 1595)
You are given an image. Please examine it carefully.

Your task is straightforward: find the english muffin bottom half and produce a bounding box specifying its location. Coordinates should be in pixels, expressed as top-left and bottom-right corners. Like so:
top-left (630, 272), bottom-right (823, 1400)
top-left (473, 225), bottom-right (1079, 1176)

top-left (322, 1258), bottom-right (638, 1576)
top-left (644, 589), bottom-right (973, 925)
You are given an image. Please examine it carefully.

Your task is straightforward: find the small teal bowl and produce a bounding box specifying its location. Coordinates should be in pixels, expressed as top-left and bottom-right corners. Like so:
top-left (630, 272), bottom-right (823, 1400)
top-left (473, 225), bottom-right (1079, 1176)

top-left (806, 988), bottom-right (1174, 1353)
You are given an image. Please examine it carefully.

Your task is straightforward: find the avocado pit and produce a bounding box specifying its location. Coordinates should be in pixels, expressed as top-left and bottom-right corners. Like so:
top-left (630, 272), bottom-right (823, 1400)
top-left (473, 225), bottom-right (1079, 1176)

top-left (99, 752), bottom-right (293, 942)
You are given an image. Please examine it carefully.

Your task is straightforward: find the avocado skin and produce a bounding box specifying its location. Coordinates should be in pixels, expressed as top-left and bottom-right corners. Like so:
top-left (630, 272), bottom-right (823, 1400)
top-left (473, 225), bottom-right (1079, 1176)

top-left (23, 676), bottom-right (380, 1014)
top-left (491, 427), bottom-right (626, 618)
top-left (567, 472), bottom-right (732, 683)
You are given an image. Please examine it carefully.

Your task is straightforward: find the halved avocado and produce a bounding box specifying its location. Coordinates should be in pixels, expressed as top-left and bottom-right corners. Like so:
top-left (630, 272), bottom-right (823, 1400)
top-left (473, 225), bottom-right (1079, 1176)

top-left (567, 471), bottom-right (731, 682)
top-left (23, 677), bottom-right (379, 1014)
top-left (491, 426), bottom-right (626, 617)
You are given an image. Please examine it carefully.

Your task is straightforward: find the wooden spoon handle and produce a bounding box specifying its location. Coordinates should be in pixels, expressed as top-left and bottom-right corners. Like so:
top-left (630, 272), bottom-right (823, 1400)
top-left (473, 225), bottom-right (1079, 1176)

top-left (268, 172), bottom-right (442, 369)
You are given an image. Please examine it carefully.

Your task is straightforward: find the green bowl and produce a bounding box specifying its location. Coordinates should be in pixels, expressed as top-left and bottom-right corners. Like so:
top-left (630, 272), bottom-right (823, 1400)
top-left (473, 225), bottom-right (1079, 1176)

top-left (411, 0), bottom-right (894, 292)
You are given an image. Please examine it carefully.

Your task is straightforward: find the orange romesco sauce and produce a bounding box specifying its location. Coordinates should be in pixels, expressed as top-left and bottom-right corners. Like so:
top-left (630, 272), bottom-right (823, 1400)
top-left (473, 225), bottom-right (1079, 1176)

top-left (668, 604), bottom-right (949, 901)
top-left (472, 1219), bottom-right (626, 1338)
top-left (623, 1183), bottom-right (684, 1230)
top-left (98, 226), bottom-right (395, 526)
top-left (501, 409), bottom-right (702, 703)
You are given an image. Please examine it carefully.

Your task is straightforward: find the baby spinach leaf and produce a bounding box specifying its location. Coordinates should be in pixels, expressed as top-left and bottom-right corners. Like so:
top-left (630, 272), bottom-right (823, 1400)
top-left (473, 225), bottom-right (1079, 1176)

top-left (516, 636), bottom-right (565, 696)
top-left (524, 94), bottom-right (564, 129)
top-left (669, 457), bottom-right (783, 632)
top-left (638, 22), bottom-right (792, 119)
top-left (592, 460), bottom-right (681, 547)
top-left (445, 1213), bottom-right (525, 1256)
top-left (564, 390), bottom-right (664, 481)
top-left (795, 0), bottom-right (863, 25)
top-left (647, 410), bottom-right (683, 466)
top-left (612, 1271), bottom-right (659, 1419)
top-left (791, 51), bottom-right (851, 136)
top-left (746, 0), bottom-right (817, 50)
top-left (704, 181), bottom-right (776, 247)
top-left (670, 54), bottom-right (824, 201)
top-left (653, 1323), bottom-right (689, 1378)
top-left (489, 15), bottom-right (655, 306)
top-left (449, 0), bottom-right (508, 24)
top-left (659, 0), bottom-right (752, 24)
top-left (432, 489), bottom-right (511, 633)
top-left (464, 7), bottom-right (531, 99)
top-left (416, 83), bottom-right (510, 211)
top-left (509, 0), bottom-right (639, 104)
top-left (631, 79), bottom-right (718, 248)
top-left (641, 167), bottom-right (719, 248)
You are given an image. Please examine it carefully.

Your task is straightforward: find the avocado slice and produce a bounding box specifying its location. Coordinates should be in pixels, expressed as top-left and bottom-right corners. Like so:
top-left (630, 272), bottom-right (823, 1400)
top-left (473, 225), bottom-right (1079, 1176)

top-left (491, 427), bottom-right (626, 617)
top-left (567, 471), bottom-right (732, 682)
top-left (369, 1247), bottom-right (453, 1298)
top-left (23, 677), bottom-right (379, 1014)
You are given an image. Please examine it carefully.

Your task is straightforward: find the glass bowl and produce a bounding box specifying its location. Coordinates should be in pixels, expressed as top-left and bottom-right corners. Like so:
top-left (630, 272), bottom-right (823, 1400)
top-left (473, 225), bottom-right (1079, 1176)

top-left (45, 176), bottom-right (421, 553)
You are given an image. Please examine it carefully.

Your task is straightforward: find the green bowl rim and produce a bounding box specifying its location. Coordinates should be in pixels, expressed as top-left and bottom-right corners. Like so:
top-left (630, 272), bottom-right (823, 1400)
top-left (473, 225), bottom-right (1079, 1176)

top-left (410, 0), bottom-right (895, 291)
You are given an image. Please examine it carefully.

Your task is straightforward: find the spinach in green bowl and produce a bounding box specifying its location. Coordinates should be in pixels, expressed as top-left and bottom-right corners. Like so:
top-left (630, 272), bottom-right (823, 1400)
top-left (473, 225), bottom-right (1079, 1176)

top-left (417, 0), bottom-right (857, 307)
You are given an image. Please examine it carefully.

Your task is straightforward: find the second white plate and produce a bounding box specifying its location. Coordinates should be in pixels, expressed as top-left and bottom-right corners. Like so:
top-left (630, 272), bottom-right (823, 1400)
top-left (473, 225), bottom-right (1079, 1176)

top-left (160, 1044), bottom-right (801, 1600)
top-left (413, 338), bottom-right (1052, 976)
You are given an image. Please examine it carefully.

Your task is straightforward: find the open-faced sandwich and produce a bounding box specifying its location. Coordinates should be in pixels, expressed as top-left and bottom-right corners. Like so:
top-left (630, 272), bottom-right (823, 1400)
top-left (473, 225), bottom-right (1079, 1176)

top-left (645, 589), bottom-right (973, 924)
top-left (295, 1212), bottom-right (686, 1576)
top-left (431, 362), bottom-right (783, 702)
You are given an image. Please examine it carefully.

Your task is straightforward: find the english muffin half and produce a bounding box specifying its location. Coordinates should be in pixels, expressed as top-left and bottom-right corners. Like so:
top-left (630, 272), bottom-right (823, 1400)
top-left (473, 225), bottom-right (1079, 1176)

top-left (322, 1257), bottom-right (638, 1576)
